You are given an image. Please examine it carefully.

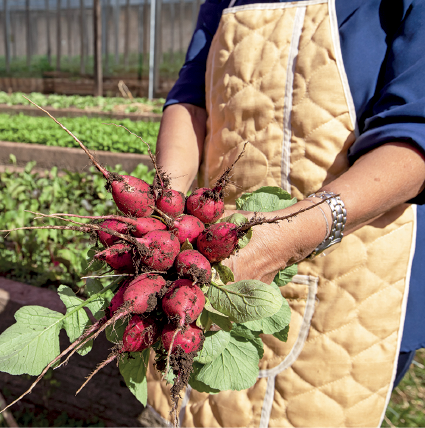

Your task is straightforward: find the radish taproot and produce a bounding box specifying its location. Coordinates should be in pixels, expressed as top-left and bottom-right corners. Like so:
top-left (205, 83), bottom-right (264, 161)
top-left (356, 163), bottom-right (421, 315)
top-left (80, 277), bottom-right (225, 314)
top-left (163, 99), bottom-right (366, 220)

top-left (196, 222), bottom-right (240, 263)
top-left (162, 279), bottom-right (206, 326)
top-left (156, 189), bottom-right (186, 218)
top-left (94, 243), bottom-right (135, 272)
top-left (136, 230), bottom-right (181, 271)
top-left (123, 273), bottom-right (166, 314)
top-left (161, 323), bottom-right (204, 355)
top-left (122, 315), bottom-right (160, 352)
top-left (175, 249), bottom-right (212, 284)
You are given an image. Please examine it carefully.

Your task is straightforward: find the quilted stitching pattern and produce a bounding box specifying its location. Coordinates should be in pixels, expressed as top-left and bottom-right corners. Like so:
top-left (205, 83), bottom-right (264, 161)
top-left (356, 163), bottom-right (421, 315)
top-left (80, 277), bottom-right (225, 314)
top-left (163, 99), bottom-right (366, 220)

top-left (200, 6), bottom-right (296, 206)
top-left (146, 3), bottom-right (414, 427)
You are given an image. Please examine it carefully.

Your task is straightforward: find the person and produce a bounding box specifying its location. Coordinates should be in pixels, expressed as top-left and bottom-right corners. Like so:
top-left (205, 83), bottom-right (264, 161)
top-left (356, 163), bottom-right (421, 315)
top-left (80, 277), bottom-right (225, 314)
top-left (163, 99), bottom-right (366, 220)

top-left (146, 0), bottom-right (425, 426)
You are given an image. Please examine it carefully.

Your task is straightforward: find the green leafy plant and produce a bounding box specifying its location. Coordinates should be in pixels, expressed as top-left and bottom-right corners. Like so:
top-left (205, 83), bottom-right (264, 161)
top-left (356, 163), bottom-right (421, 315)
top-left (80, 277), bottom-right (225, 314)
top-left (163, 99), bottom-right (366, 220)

top-left (0, 161), bottom-right (155, 289)
top-left (0, 91), bottom-right (165, 114)
top-left (0, 114), bottom-right (160, 154)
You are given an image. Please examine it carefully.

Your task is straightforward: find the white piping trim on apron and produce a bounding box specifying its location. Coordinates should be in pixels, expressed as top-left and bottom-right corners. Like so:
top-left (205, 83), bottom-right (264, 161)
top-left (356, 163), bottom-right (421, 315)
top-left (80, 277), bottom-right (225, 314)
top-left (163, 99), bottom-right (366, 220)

top-left (204, 47), bottom-right (218, 189)
top-left (281, 6), bottom-right (305, 193)
top-left (258, 274), bottom-right (319, 428)
top-left (379, 205), bottom-right (417, 426)
top-left (223, 0), bottom-right (326, 15)
top-left (178, 385), bottom-right (192, 427)
top-left (328, 0), bottom-right (358, 136)
top-left (258, 274), bottom-right (319, 379)
top-left (147, 404), bottom-right (172, 427)
top-left (259, 375), bottom-right (276, 428)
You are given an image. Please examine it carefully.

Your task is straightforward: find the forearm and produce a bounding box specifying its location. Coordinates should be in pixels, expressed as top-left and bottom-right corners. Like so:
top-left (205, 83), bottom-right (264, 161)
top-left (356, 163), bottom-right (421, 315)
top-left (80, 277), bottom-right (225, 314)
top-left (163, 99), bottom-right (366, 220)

top-left (156, 103), bottom-right (207, 194)
top-left (226, 142), bottom-right (425, 282)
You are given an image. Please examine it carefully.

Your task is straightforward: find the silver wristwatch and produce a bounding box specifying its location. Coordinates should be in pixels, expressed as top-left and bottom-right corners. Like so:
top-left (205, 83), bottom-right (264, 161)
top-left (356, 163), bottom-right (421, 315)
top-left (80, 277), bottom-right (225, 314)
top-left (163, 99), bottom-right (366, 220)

top-left (307, 191), bottom-right (347, 258)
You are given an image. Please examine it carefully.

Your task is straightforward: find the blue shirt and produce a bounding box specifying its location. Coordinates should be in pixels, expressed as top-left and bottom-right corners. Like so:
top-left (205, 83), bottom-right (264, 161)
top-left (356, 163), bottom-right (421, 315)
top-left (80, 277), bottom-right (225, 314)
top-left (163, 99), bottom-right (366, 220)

top-left (165, 0), bottom-right (425, 352)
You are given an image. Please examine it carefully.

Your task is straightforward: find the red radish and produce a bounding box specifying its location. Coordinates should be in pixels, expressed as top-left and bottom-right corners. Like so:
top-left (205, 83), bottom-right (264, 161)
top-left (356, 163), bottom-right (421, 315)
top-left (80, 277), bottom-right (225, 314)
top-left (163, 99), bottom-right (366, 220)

top-left (97, 220), bottom-right (129, 247)
top-left (106, 279), bottom-right (131, 318)
top-left (185, 187), bottom-right (224, 224)
top-left (196, 222), bottom-right (240, 264)
top-left (123, 273), bottom-right (166, 314)
top-left (185, 143), bottom-right (248, 223)
top-left (94, 243), bottom-right (134, 272)
top-left (161, 323), bottom-right (204, 354)
top-left (108, 174), bottom-right (155, 218)
top-left (162, 279), bottom-right (206, 326)
top-left (130, 217), bottom-right (167, 237)
top-left (171, 214), bottom-right (205, 245)
top-left (122, 315), bottom-right (160, 352)
top-left (175, 250), bottom-right (212, 284)
top-left (136, 230), bottom-right (181, 271)
top-left (156, 189), bottom-right (186, 218)
top-left (75, 315), bottom-right (160, 395)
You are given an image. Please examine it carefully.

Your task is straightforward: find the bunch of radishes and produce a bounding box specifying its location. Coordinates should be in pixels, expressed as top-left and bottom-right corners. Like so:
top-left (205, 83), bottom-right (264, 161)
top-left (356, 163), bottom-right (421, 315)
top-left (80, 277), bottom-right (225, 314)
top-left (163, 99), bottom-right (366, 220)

top-left (0, 101), bottom-right (325, 425)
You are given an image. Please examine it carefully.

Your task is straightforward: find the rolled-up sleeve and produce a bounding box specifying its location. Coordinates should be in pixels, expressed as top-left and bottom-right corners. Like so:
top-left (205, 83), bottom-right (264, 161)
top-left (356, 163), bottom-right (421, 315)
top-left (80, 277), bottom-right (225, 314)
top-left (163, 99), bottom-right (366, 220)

top-left (348, 0), bottom-right (425, 203)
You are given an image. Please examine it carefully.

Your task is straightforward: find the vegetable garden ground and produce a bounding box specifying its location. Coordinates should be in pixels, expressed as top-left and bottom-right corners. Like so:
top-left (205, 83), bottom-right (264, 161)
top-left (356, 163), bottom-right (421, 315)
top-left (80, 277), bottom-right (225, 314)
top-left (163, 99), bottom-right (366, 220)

top-left (0, 92), bottom-right (423, 427)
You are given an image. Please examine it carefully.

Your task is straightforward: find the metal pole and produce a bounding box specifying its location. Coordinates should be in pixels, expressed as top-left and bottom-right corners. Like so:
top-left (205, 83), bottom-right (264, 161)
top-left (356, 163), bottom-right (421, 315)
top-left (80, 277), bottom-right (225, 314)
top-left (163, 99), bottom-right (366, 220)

top-left (46, 0), bottom-right (51, 66)
top-left (26, 0), bottom-right (31, 68)
top-left (179, 0), bottom-right (183, 54)
top-left (169, 0), bottom-right (174, 65)
top-left (124, 0), bottom-right (130, 70)
top-left (67, 0), bottom-right (72, 59)
top-left (4, 0), bottom-right (10, 73)
top-left (56, 0), bottom-right (61, 71)
top-left (148, 0), bottom-right (156, 99)
top-left (94, 0), bottom-right (103, 96)
top-left (114, 0), bottom-right (119, 65)
top-left (104, 0), bottom-right (110, 75)
top-left (137, 0), bottom-right (144, 81)
top-left (80, 0), bottom-right (86, 74)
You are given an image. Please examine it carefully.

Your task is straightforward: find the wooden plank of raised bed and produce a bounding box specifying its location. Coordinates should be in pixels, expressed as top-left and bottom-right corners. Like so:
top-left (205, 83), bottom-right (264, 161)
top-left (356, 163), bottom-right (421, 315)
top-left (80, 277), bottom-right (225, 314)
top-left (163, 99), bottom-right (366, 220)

top-left (0, 141), bottom-right (153, 173)
top-left (0, 104), bottom-right (162, 121)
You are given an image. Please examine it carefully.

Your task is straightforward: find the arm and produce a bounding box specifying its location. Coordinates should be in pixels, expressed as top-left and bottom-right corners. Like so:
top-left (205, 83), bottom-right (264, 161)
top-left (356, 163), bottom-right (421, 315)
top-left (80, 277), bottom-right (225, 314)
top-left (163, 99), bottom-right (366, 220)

top-left (223, 142), bottom-right (425, 283)
top-left (156, 103), bottom-right (207, 194)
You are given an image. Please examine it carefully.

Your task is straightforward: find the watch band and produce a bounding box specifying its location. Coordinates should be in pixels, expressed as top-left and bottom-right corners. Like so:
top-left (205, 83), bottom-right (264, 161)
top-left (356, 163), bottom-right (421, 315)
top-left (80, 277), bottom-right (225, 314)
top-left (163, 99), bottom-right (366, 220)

top-left (307, 191), bottom-right (347, 258)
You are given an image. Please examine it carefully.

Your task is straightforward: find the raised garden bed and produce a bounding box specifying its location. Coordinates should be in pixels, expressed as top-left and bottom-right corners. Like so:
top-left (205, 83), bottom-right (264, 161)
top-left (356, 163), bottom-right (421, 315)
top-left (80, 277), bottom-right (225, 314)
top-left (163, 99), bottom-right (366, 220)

top-left (0, 141), bottom-right (153, 174)
top-left (0, 104), bottom-right (162, 122)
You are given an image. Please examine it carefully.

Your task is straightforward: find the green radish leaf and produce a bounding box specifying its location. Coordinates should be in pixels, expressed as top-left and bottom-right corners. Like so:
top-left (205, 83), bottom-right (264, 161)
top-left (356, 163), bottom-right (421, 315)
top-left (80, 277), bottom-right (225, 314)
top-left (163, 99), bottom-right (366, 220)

top-left (189, 362), bottom-right (220, 394)
top-left (119, 348), bottom-right (150, 406)
top-left (0, 306), bottom-right (63, 376)
top-left (84, 278), bottom-right (112, 320)
top-left (218, 213), bottom-right (248, 226)
top-left (237, 227), bottom-right (252, 249)
top-left (207, 280), bottom-right (283, 323)
top-left (241, 298), bottom-right (291, 336)
top-left (209, 312), bottom-right (233, 332)
top-left (212, 264), bottom-right (234, 284)
top-left (194, 330), bottom-right (231, 364)
top-left (273, 325), bottom-right (290, 342)
top-left (58, 285), bottom-right (93, 356)
top-left (196, 309), bottom-right (213, 331)
top-left (201, 300), bottom-right (233, 331)
top-left (231, 325), bottom-right (264, 359)
top-left (196, 334), bottom-right (260, 391)
top-left (273, 264), bottom-right (298, 287)
top-left (236, 186), bottom-right (297, 212)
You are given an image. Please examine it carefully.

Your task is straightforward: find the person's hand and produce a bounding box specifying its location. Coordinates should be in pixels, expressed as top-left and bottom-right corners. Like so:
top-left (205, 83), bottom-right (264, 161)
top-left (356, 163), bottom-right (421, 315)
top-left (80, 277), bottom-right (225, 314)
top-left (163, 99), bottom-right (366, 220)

top-left (219, 210), bottom-right (287, 284)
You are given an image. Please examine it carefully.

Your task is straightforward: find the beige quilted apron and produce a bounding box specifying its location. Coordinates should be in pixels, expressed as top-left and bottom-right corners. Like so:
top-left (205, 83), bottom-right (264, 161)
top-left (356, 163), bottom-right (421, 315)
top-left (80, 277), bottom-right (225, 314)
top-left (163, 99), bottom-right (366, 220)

top-left (146, 0), bottom-right (417, 426)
